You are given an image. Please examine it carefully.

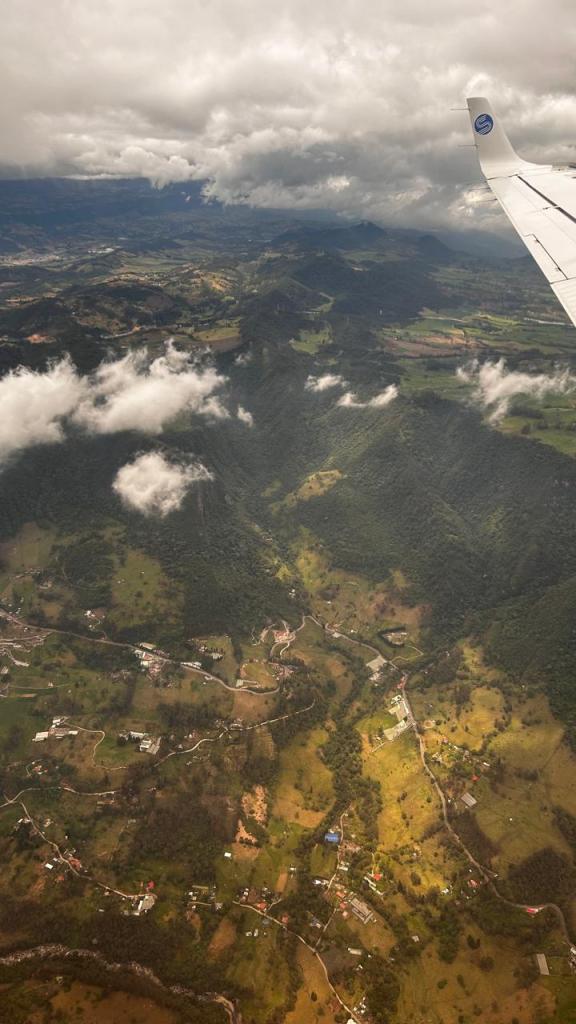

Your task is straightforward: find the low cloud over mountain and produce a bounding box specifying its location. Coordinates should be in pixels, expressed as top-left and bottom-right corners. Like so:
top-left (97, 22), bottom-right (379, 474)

top-left (337, 385), bottom-right (398, 409)
top-left (305, 373), bottom-right (348, 392)
top-left (237, 406), bottom-right (254, 427)
top-left (112, 451), bottom-right (212, 516)
top-left (73, 342), bottom-right (228, 435)
top-left (0, 357), bottom-right (85, 461)
top-left (0, 342), bottom-right (228, 464)
top-left (457, 358), bottom-right (576, 421)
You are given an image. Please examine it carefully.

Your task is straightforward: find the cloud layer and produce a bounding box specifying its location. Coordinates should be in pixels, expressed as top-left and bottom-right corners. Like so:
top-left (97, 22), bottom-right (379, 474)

top-left (4, 0), bottom-right (576, 231)
top-left (0, 342), bottom-right (227, 463)
top-left (457, 358), bottom-right (576, 421)
top-left (113, 452), bottom-right (212, 516)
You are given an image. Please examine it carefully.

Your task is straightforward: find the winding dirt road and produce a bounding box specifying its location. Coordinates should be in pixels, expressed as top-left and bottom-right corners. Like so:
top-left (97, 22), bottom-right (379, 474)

top-left (400, 676), bottom-right (574, 947)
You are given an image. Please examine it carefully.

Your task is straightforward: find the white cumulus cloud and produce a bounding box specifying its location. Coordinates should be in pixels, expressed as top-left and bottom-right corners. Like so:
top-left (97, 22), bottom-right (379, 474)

top-left (0, 358), bottom-right (86, 462)
top-left (73, 341), bottom-right (228, 434)
top-left (337, 384), bottom-right (398, 408)
top-left (112, 452), bottom-right (212, 516)
top-left (237, 405), bottom-right (254, 426)
top-left (456, 358), bottom-right (576, 421)
top-left (0, 341), bottom-right (229, 465)
top-left (305, 373), bottom-right (347, 392)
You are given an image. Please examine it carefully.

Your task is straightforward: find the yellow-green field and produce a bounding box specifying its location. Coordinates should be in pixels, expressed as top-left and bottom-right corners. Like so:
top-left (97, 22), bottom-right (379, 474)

top-left (108, 548), bottom-right (184, 632)
top-left (272, 727), bottom-right (334, 827)
top-left (293, 536), bottom-right (422, 642)
top-left (275, 470), bottom-right (344, 511)
top-left (284, 945), bottom-right (336, 1024)
top-left (397, 935), bottom-right (555, 1024)
top-left (225, 910), bottom-right (293, 1022)
top-left (195, 320), bottom-right (241, 350)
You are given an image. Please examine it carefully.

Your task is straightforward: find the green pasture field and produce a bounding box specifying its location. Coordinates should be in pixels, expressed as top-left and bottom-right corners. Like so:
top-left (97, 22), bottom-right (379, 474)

top-left (195, 321), bottom-right (242, 350)
top-left (225, 914), bottom-right (293, 1024)
top-left (108, 547), bottom-right (184, 633)
top-left (272, 727), bottom-right (334, 828)
top-left (194, 634), bottom-right (238, 685)
top-left (290, 326), bottom-right (332, 354)
top-left (293, 534), bottom-right (422, 644)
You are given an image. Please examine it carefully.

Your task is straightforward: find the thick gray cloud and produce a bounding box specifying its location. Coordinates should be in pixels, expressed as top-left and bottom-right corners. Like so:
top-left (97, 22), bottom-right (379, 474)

top-left (3, 1), bottom-right (576, 229)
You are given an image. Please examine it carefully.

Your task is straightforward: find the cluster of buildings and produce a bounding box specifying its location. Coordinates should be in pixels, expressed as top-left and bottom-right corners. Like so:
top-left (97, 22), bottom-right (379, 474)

top-left (236, 884), bottom-right (276, 913)
top-left (196, 642), bottom-right (224, 661)
top-left (133, 892), bottom-right (157, 916)
top-left (380, 629), bottom-right (408, 647)
top-left (84, 609), bottom-right (105, 630)
top-left (187, 885), bottom-right (223, 913)
top-left (272, 626), bottom-right (295, 646)
top-left (33, 717), bottom-right (79, 743)
top-left (326, 877), bottom-right (375, 926)
top-left (134, 645), bottom-right (164, 678)
top-left (366, 654), bottom-right (387, 681)
top-left (118, 730), bottom-right (161, 755)
top-left (379, 693), bottom-right (411, 742)
top-left (44, 845), bottom-right (83, 875)
top-left (346, 895), bottom-right (375, 926)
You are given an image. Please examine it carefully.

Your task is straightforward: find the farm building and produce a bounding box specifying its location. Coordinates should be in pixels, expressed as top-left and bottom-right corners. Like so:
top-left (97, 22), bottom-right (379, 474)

top-left (134, 893), bottom-right (156, 916)
top-left (348, 897), bottom-right (374, 925)
top-left (536, 953), bottom-right (550, 976)
top-left (367, 654), bottom-right (386, 679)
top-left (461, 792), bottom-right (477, 809)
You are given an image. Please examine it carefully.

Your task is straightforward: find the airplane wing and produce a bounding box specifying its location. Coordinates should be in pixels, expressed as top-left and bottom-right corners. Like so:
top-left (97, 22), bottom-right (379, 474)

top-left (467, 96), bottom-right (576, 327)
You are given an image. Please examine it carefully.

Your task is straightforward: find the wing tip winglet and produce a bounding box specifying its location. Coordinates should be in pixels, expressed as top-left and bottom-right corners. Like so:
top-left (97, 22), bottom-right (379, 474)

top-left (466, 96), bottom-right (525, 176)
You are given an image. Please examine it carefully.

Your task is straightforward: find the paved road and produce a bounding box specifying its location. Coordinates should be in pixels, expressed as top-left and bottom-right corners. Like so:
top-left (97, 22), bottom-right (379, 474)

top-left (0, 607), bottom-right (277, 696)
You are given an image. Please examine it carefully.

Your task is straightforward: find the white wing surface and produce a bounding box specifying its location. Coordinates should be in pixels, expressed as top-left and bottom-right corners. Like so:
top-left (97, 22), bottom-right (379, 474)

top-left (467, 96), bottom-right (576, 327)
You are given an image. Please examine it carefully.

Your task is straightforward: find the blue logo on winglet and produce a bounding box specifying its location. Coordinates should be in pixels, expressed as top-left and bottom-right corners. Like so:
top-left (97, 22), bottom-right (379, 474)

top-left (474, 113), bottom-right (494, 136)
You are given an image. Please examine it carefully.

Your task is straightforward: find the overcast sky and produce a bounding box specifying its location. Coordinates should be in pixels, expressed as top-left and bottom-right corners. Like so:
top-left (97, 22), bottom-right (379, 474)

top-left (3, 0), bottom-right (576, 231)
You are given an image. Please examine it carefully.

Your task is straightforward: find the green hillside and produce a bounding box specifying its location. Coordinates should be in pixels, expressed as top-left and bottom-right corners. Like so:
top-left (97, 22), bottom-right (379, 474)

top-left (2, 185), bottom-right (576, 1023)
